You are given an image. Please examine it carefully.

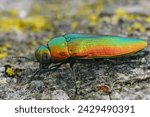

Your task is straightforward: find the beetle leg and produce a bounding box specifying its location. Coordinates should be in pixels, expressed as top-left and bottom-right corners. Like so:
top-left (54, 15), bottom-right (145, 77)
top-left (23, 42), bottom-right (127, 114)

top-left (49, 62), bottom-right (64, 70)
top-left (34, 62), bottom-right (64, 75)
top-left (69, 62), bottom-right (78, 98)
top-left (30, 63), bottom-right (47, 79)
top-left (29, 69), bottom-right (40, 80)
top-left (70, 62), bottom-right (76, 80)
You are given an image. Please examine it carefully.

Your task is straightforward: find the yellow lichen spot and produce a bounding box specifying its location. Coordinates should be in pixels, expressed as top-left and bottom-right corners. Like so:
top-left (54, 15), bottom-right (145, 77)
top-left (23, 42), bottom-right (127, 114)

top-left (115, 8), bottom-right (126, 17)
top-left (31, 16), bottom-right (46, 32)
top-left (125, 14), bottom-right (137, 20)
top-left (0, 17), bottom-right (22, 32)
top-left (133, 22), bottom-right (145, 32)
top-left (31, 41), bottom-right (37, 46)
top-left (0, 52), bottom-right (8, 59)
top-left (0, 45), bottom-right (8, 59)
top-left (133, 22), bottom-right (142, 29)
top-left (88, 15), bottom-right (99, 26)
top-left (145, 16), bottom-right (150, 23)
top-left (5, 43), bottom-right (11, 49)
top-left (8, 9), bottom-right (19, 17)
top-left (113, 8), bottom-right (131, 23)
top-left (5, 67), bottom-right (16, 77)
top-left (127, 26), bottom-right (132, 32)
top-left (21, 16), bottom-right (51, 32)
top-left (56, 14), bottom-right (63, 20)
top-left (32, 4), bottom-right (42, 13)
top-left (0, 9), bottom-right (52, 32)
top-left (71, 21), bottom-right (78, 30)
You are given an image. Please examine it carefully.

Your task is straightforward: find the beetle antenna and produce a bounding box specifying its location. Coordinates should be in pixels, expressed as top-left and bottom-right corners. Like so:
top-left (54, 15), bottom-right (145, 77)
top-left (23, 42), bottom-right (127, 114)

top-left (13, 56), bottom-right (38, 62)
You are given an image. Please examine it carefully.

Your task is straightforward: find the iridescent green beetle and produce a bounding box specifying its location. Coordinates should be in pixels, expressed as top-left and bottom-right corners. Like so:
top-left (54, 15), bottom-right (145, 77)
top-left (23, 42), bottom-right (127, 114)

top-left (35, 33), bottom-right (147, 69)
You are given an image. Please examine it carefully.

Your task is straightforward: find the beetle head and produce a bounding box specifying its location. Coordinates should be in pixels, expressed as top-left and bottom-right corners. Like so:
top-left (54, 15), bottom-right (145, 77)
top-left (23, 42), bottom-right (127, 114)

top-left (35, 45), bottom-right (51, 67)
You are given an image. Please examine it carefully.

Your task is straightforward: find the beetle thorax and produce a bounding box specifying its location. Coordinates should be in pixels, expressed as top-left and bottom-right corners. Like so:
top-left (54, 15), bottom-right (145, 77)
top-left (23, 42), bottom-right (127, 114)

top-left (47, 36), bottom-right (70, 62)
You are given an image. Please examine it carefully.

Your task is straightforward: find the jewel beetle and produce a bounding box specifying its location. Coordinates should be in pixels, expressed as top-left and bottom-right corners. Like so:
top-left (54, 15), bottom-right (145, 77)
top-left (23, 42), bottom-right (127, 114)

top-left (35, 33), bottom-right (147, 68)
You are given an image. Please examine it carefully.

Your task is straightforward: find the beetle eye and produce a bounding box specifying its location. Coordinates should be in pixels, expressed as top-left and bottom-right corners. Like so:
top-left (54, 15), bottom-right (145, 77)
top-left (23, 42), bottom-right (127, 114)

top-left (41, 53), bottom-right (51, 64)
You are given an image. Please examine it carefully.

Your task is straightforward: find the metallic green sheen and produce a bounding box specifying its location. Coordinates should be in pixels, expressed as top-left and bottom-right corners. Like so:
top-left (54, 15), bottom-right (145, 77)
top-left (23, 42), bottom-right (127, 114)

top-left (64, 34), bottom-right (144, 45)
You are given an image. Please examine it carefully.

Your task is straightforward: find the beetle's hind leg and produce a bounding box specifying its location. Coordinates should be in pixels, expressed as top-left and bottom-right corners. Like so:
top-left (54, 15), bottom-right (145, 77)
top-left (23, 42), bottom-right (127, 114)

top-left (69, 62), bottom-right (78, 99)
top-left (70, 62), bottom-right (76, 81)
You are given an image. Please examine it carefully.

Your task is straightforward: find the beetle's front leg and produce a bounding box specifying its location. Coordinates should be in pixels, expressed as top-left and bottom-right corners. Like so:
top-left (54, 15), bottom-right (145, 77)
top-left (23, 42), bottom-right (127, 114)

top-left (49, 62), bottom-right (64, 70)
top-left (28, 69), bottom-right (40, 81)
